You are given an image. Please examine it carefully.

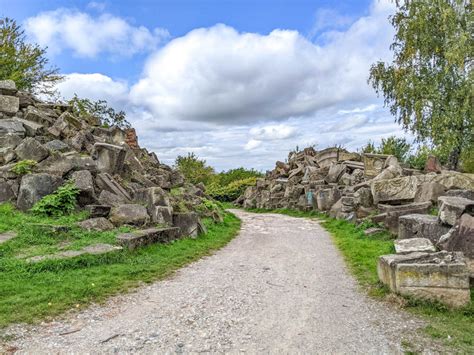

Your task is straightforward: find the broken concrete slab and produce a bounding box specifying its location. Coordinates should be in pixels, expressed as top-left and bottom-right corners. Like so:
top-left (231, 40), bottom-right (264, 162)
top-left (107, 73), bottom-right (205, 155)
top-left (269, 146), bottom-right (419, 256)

top-left (95, 173), bottom-right (131, 201)
top-left (394, 238), bottom-right (436, 254)
top-left (71, 170), bottom-right (96, 206)
top-left (116, 227), bottom-right (180, 250)
top-left (0, 80), bottom-right (17, 96)
top-left (414, 182), bottom-right (446, 204)
top-left (26, 243), bottom-right (122, 263)
top-left (398, 214), bottom-right (451, 243)
top-left (149, 205), bottom-right (173, 225)
top-left (92, 143), bottom-right (126, 175)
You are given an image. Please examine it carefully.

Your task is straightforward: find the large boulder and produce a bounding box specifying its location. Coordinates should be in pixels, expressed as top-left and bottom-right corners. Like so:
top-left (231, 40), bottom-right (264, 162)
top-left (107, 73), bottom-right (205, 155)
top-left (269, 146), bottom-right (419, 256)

top-left (380, 202), bottom-right (432, 235)
top-left (44, 140), bottom-right (71, 153)
top-left (414, 182), bottom-right (446, 204)
top-left (47, 112), bottom-right (82, 138)
top-left (0, 95), bottom-right (19, 115)
top-left (98, 190), bottom-right (126, 207)
top-left (325, 163), bottom-right (346, 183)
top-left (14, 137), bottom-right (49, 162)
top-left (398, 214), bottom-right (450, 243)
top-left (16, 173), bottom-right (63, 211)
top-left (173, 212), bottom-right (199, 238)
top-left (92, 143), bottom-right (126, 174)
top-left (150, 206), bottom-right (173, 225)
top-left (77, 217), bottom-right (114, 231)
top-left (394, 238), bottom-right (436, 254)
top-left (371, 176), bottom-right (418, 204)
top-left (438, 214), bottom-right (473, 259)
top-left (0, 119), bottom-right (26, 138)
top-left (0, 80), bottom-right (17, 96)
top-left (109, 204), bottom-right (150, 226)
top-left (0, 180), bottom-right (18, 203)
top-left (36, 153), bottom-right (96, 176)
top-left (438, 196), bottom-right (474, 226)
top-left (70, 170), bottom-right (96, 205)
top-left (24, 106), bottom-right (54, 126)
top-left (316, 188), bottom-right (340, 211)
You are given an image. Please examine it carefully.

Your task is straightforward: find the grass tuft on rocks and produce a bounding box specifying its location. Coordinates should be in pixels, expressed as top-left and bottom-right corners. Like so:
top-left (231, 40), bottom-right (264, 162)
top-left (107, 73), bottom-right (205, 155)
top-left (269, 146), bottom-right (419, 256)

top-left (0, 203), bottom-right (241, 327)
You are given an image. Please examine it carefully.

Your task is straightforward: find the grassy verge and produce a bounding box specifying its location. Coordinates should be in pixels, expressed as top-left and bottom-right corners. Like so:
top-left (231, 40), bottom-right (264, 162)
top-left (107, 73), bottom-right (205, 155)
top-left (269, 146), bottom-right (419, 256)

top-left (245, 207), bottom-right (474, 352)
top-left (0, 203), bottom-right (241, 328)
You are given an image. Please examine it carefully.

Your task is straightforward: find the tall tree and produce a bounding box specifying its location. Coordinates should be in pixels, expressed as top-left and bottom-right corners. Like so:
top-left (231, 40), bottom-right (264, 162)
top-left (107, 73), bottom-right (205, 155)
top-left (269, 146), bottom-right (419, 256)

top-left (0, 17), bottom-right (62, 95)
top-left (369, 0), bottom-right (473, 170)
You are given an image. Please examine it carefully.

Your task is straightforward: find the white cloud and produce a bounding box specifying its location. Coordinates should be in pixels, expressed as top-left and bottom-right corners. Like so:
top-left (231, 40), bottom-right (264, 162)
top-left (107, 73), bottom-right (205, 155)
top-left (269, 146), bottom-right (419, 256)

top-left (309, 8), bottom-right (354, 38)
top-left (249, 124), bottom-right (297, 140)
top-left (87, 2), bottom-right (106, 12)
top-left (129, 0), bottom-right (395, 125)
top-left (24, 9), bottom-right (169, 57)
top-left (244, 139), bottom-right (262, 151)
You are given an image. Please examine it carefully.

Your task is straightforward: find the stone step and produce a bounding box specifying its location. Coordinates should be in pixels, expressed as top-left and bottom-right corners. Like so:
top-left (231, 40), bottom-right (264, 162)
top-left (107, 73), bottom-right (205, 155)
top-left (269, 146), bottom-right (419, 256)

top-left (116, 227), bottom-right (180, 250)
top-left (394, 238), bottom-right (436, 254)
top-left (25, 243), bottom-right (122, 263)
top-left (0, 231), bottom-right (17, 244)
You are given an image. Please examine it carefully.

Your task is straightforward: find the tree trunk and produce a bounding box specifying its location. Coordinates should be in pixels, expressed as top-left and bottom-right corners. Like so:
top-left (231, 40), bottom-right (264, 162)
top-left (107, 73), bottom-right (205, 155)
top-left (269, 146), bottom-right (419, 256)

top-left (447, 145), bottom-right (461, 171)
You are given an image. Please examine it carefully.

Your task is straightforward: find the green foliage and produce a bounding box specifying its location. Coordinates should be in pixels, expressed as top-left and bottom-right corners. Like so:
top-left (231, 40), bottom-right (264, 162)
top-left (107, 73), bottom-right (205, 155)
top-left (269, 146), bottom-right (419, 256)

top-left (68, 94), bottom-right (130, 129)
top-left (360, 141), bottom-right (377, 154)
top-left (369, 1), bottom-right (473, 170)
top-left (406, 144), bottom-right (449, 170)
top-left (10, 159), bottom-right (37, 175)
top-left (212, 167), bottom-right (263, 187)
top-left (30, 182), bottom-right (80, 217)
top-left (378, 136), bottom-right (411, 162)
top-left (0, 203), bottom-right (240, 327)
top-left (0, 17), bottom-right (62, 95)
top-left (174, 152), bottom-right (215, 185)
top-left (207, 177), bottom-right (258, 202)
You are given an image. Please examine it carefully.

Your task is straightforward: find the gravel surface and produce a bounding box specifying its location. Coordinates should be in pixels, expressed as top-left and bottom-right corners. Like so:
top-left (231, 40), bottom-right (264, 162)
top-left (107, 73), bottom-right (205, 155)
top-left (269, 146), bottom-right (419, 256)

top-left (2, 210), bottom-right (440, 354)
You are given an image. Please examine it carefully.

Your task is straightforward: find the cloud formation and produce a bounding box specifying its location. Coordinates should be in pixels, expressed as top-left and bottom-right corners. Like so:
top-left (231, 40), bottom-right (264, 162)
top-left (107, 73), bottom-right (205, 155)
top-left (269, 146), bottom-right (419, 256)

top-left (24, 9), bottom-right (169, 57)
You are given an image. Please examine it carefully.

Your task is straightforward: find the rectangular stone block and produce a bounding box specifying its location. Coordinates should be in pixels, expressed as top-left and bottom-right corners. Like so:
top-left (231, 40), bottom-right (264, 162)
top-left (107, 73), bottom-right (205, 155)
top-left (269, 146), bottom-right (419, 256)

top-left (398, 214), bottom-right (450, 243)
top-left (117, 227), bottom-right (180, 250)
top-left (0, 95), bottom-right (19, 115)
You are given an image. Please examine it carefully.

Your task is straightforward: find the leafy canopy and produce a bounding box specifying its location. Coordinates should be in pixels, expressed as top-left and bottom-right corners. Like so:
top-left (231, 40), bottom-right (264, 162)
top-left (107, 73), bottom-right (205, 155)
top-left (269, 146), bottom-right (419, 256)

top-left (369, 0), bottom-right (473, 170)
top-left (0, 17), bottom-right (62, 95)
top-left (175, 152), bottom-right (215, 185)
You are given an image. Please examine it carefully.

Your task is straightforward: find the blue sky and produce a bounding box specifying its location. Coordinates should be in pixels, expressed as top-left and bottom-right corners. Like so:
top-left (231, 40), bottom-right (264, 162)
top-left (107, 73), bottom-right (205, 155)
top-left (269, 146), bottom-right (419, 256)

top-left (1, 0), bottom-right (407, 171)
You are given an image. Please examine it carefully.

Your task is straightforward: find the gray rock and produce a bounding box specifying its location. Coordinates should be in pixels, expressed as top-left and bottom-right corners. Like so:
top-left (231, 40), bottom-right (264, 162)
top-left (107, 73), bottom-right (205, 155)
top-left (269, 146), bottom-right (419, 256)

top-left (95, 173), bottom-right (131, 200)
top-left (14, 118), bottom-right (44, 137)
top-left (398, 214), bottom-right (451, 243)
top-left (92, 143), bottom-right (126, 175)
top-left (371, 176), bottom-right (418, 204)
top-left (394, 238), bottom-right (436, 254)
top-left (0, 133), bottom-right (22, 149)
top-left (16, 173), bottom-right (64, 211)
top-left (414, 182), bottom-right (446, 204)
top-left (0, 147), bottom-right (16, 164)
top-left (325, 163), bottom-right (346, 183)
top-left (364, 227), bottom-right (385, 236)
top-left (380, 202), bottom-right (432, 235)
top-left (24, 106), bottom-right (54, 126)
top-left (354, 187), bottom-right (373, 208)
top-left (116, 227), bottom-right (180, 250)
top-left (443, 189), bottom-right (474, 200)
top-left (438, 196), bottom-right (474, 226)
top-left (109, 204), bottom-right (150, 226)
top-left (0, 95), bottom-right (19, 115)
top-left (71, 170), bottom-right (96, 205)
top-left (77, 217), bottom-right (114, 231)
top-left (149, 205), bottom-right (173, 225)
top-left (85, 204), bottom-right (111, 218)
top-left (0, 80), bottom-right (17, 95)
top-left (26, 243), bottom-right (122, 263)
top-left (173, 212), bottom-right (199, 238)
top-left (98, 190), bottom-right (126, 207)
top-left (0, 180), bottom-right (17, 203)
top-left (36, 153), bottom-right (96, 176)
top-left (14, 137), bottom-right (49, 162)
top-left (438, 214), bottom-right (474, 259)
top-left (47, 111), bottom-right (82, 137)
top-left (44, 140), bottom-right (71, 153)
top-left (0, 119), bottom-right (26, 138)
top-left (316, 188), bottom-right (340, 211)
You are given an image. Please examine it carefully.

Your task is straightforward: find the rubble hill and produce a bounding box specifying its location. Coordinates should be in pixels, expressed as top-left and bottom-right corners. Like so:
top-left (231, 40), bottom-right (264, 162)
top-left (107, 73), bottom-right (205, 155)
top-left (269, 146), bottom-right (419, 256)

top-left (0, 79), bottom-right (211, 245)
top-left (237, 146), bottom-right (474, 307)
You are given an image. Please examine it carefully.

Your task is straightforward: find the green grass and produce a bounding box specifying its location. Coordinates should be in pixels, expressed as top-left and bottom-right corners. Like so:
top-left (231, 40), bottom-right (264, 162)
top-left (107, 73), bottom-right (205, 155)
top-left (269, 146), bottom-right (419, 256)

top-left (0, 203), bottom-right (241, 327)
top-left (245, 207), bottom-right (474, 352)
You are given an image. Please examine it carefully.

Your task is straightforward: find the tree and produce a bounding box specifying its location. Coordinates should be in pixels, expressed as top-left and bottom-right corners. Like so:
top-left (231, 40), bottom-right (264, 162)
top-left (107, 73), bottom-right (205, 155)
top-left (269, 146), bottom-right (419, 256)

top-left (0, 17), bottom-right (62, 95)
top-left (369, 0), bottom-right (473, 170)
top-left (378, 136), bottom-right (411, 162)
top-left (68, 95), bottom-right (130, 129)
top-left (175, 152), bottom-right (215, 185)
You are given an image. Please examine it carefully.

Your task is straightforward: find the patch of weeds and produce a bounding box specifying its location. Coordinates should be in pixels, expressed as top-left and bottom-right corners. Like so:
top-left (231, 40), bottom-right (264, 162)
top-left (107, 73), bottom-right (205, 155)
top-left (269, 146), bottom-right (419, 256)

top-left (30, 181), bottom-right (79, 217)
top-left (10, 160), bottom-right (37, 175)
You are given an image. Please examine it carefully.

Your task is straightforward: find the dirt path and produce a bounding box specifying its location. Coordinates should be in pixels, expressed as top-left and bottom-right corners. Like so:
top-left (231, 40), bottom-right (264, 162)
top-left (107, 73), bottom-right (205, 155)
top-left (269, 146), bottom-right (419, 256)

top-left (4, 210), bottom-right (436, 353)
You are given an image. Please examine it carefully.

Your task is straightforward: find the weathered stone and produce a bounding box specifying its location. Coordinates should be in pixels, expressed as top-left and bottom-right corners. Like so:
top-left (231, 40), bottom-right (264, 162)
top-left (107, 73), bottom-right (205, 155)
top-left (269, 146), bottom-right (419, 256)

top-left (316, 188), bottom-right (340, 211)
top-left (326, 163), bottom-right (346, 183)
top-left (314, 147), bottom-right (340, 168)
top-left (363, 153), bottom-right (389, 178)
top-left (0, 147), bottom-right (16, 165)
top-left (371, 176), bottom-right (418, 204)
top-left (71, 170), bottom-right (96, 205)
top-left (443, 189), bottom-right (474, 200)
top-left (339, 172), bottom-right (352, 186)
top-left (149, 206), bottom-right (173, 225)
top-left (0, 119), bottom-right (26, 138)
top-left (398, 214), bottom-right (451, 243)
top-left (92, 143), bottom-right (126, 175)
top-left (354, 187), bottom-right (373, 208)
top-left (68, 130), bottom-right (95, 152)
top-left (109, 204), bottom-right (150, 226)
top-left (98, 190), bottom-right (126, 207)
top-left (173, 212), bottom-right (199, 237)
top-left (0, 95), bottom-right (19, 115)
top-left (421, 172), bottom-right (474, 191)
top-left (135, 186), bottom-right (170, 207)
top-left (394, 238), bottom-right (436, 254)
top-left (0, 180), bottom-right (17, 203)
top-left (96, 173), bottom-right (131, 201)
top-left (364, 227), bottom-right (385, 236)
top-left (378, 251), bottom-right (470, 308)
top-left (438, 214), bottom-right (474, 259)
top-left (47, 111), bottom-right (82, 138)
top-left (14, 137), bottom-right (49, 162)
top-left (77, 217), bottom-right (114, 231)
top-left (85, 204), bottom-right (111, 218)
top-left (24, 106), bottom-right (54, 126)
top-left (438, 196), bottom-right (474, 226)
top-left (16, 173), bottom-right (63, 211)
top-left (0, 231), bottom-right (17, 244)
top-left (425, 155), bottom-right (442, 173)
top-left (0, 80), bottom-right (17, 95)
top-left (0, 133), bottom-right (22, 150)
top-left (44, 140), bottom-right (71, 153)
top-left (373, 164), bottom-right (403, 181)
top-left (414, 182), bottom-right (446, 204)
top-left (26, 243), bottom-right (122, 263)
top-left (116, 227), bottom-right (180, 250)
top-left (36, 153), bottom-right (96, 176)
top-left (380, 202), bottom-right (432, 235)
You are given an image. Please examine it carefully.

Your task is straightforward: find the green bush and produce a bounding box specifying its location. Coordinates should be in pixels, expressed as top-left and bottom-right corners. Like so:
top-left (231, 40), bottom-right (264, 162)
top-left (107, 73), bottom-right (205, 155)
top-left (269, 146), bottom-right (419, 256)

top-left (207, 177), bottom-right (257, 202)
top-left (10, 160), bottom-right (37, 175)
top-left (30, 181), bottom-right (80, 216)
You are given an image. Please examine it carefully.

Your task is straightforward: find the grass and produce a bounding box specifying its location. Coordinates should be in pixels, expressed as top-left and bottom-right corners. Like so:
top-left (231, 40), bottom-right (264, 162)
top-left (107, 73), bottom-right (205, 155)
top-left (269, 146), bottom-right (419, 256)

top-left (244, 206), bottom-right (474, 353)
top-left (0, 203), bottom-right (241, 328)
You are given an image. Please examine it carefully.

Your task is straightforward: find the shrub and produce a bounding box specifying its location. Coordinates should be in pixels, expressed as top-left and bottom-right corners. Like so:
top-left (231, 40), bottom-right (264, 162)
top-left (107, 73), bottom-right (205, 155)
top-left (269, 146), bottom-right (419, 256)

top-left (30, 181), bottom-right (80, 216)
top-left (174, 152), bottom-right (215, 185)
top-left (10, 160), bottom-right (37, 175)
top-left (207, 177), bottom-right (257, 202)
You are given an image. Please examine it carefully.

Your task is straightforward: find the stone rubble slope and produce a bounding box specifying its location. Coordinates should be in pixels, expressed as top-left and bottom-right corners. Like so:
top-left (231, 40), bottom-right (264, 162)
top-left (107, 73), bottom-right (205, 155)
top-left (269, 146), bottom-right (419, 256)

top-left (0, 79), bottom-right (210, 245)
top-left (237, 145), bottom-right (474, 307)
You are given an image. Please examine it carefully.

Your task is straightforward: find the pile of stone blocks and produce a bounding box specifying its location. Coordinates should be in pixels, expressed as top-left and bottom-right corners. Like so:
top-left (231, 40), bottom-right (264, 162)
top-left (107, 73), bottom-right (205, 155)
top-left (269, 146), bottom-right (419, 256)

top-left (0, 80), bottom-right (210, 247)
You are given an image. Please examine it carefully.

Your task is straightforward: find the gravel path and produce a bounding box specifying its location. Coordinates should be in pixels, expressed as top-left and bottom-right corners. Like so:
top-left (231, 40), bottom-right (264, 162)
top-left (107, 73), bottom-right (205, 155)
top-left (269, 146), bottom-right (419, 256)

top-left (3, 210), bottom-right (438, 354)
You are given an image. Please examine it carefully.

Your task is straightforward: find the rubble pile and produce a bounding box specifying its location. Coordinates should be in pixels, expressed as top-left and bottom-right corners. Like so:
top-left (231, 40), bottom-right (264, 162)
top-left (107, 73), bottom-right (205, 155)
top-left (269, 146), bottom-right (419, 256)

top-left (238, 146), bottom-right (474, 307)
top-left (0, 80), bottom-right (209, 245)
